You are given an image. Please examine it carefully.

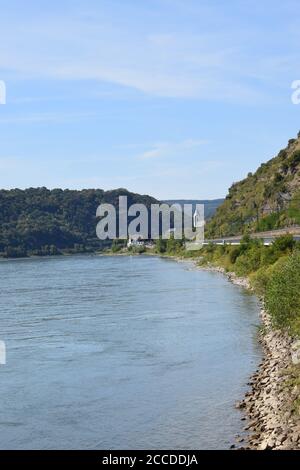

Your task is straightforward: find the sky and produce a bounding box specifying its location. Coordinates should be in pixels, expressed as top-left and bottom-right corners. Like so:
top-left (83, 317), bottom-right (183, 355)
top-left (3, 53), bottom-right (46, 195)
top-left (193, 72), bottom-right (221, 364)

top-left (0, 0), bottom-right (300, 199)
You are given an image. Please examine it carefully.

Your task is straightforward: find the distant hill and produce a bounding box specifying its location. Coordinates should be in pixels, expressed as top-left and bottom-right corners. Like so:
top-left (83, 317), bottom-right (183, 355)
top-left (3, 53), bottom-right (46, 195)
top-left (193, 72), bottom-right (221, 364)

top-left (206, 132), bottom-right (300, 238)
top-left (163, 199), bottom-right (224, 219)
top-left (0, 187), bottom-right (158, 257)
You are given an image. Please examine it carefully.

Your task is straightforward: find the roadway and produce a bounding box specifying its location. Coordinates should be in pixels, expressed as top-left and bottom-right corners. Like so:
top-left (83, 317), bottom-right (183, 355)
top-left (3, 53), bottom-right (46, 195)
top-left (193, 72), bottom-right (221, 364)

top-left (204, 226), bottom-right (300, 246)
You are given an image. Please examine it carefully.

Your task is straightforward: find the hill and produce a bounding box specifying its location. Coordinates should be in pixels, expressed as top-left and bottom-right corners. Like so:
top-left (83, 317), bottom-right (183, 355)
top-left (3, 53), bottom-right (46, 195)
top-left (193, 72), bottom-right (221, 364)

top-left (206, 133), bottom-right (300, 237)
top-left (0, 187), bottom-right (158, 257)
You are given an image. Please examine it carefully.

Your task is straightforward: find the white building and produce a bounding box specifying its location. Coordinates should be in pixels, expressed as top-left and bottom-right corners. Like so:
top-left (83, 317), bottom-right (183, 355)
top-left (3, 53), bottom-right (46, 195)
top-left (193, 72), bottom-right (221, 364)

top-left (127, 237), bottom-right (144, 248)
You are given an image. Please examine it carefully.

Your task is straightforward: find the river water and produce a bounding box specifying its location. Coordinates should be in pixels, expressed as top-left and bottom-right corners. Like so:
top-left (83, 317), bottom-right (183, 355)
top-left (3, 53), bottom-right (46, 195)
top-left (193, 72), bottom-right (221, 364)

top-left (0, 255), bottom-right (261, 449)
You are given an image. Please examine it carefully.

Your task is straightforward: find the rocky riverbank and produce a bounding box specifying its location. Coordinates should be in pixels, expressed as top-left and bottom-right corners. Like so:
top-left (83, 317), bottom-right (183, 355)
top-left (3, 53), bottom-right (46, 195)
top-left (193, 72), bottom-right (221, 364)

top-left (209, 266), bottom-right (300, 450)
top-left (236, 309), bottom-right (300, 450)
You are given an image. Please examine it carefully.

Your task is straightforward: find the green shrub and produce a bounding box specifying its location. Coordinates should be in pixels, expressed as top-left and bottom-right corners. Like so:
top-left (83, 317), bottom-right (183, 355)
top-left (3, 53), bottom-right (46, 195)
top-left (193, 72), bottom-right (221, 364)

top-left (249, 256), bottom-right (288, 296)
top-left (272, 234), bottom-right (295, 253)
top-left (256, 212), bottom-right (280, 231)
top-left (166, 236), bottom-right (183, 254)
top-left (156, 238), bottom-right (167, 253)
top-left (265, 253), bottom-right (300, 336)
top-left (234, 246), bottom-right (262, 276)
top-left (289, 150), bottom-right (300, 170)
top-left (228, 246), bottom-right (241, 264)
top-left (132, 245), bottom-right (146, 254)
top-left (250, 266), bottom-right (272, 296)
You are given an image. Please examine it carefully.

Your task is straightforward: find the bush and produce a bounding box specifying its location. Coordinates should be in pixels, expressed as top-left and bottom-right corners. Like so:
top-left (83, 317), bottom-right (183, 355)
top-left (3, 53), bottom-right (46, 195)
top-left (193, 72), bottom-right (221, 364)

top-left (234, 246), bottom-right (262, 276)
top-left (256, 212), bottom-right (280, 231)
top-left (272, 234), bottom-right (295, 253)
top-left (156, 238), bottom-right (167, 253)
top-left (166, 236), bottom-right (183, 254)
top-left (228, 246), bottom-right (241, 264)
top-left (289, 150), bottom-right (300, 171)
top-left (250, 266), bottom-right (271, 297)
top-left (130, 245), bottom-right (146, 254)
top-left (250, 256), bottom-right (288, 296)
top-left (265, 253), bottom-right (300, 336)
top-left (4, 246), bottom-right (28, 258)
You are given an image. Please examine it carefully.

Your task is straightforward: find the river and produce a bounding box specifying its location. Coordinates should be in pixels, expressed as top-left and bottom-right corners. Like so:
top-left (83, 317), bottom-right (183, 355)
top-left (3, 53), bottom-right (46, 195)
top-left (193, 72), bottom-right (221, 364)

top-left (0, 255), bottom-right (261, 449)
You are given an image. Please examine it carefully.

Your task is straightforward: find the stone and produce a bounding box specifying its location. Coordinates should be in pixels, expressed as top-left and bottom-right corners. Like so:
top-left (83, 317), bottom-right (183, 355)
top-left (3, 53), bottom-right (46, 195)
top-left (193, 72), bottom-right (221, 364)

top-left (260, 441), bottom-right (268, 451)
top-left (291, 340), bottom-right (300, 365)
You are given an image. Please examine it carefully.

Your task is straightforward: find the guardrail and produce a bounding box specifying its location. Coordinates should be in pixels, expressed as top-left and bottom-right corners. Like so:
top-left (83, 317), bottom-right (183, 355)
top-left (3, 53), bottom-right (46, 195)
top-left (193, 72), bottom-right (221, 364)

top-left (205, 226), bottom-right (300, 246)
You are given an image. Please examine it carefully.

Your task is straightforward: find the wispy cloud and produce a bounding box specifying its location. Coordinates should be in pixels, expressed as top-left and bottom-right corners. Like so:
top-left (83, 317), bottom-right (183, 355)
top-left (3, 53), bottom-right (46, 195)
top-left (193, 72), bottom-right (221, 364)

top-left (0, 112), bottom-right (95, 124)
top-left (138, 139), bottom-right (209, 160)
top-left (0, 1), bottom-right (298, 102)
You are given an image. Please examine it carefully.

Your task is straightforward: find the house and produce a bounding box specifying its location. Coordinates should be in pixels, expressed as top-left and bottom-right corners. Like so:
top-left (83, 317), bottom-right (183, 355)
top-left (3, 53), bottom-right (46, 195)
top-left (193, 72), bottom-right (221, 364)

top-left (127, 237), bottom-right (145, 248)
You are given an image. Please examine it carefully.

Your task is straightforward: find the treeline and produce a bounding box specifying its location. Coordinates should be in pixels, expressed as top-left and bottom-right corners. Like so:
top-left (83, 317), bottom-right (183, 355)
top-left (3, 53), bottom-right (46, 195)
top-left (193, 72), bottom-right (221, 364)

top-left (0, 187), bottom-right (157, 258)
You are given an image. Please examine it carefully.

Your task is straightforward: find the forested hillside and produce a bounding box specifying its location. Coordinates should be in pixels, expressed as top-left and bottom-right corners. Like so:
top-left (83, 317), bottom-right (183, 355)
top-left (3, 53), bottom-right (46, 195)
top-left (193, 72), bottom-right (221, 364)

top-left (206, 133), bottom-right (300, 237)
top-left (0, 188), bottom-right (157, 257)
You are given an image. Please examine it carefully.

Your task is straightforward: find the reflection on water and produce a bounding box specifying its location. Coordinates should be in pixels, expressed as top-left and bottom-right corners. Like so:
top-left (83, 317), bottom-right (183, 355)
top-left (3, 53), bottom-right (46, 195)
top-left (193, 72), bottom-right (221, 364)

top-left (0, 255), bottom-right (261, 449)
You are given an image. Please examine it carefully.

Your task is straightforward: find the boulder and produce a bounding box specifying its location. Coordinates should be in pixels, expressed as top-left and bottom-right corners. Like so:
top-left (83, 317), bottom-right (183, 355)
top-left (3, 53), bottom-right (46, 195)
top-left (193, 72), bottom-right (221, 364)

top-left (291, 340), bottom-right (300, 365)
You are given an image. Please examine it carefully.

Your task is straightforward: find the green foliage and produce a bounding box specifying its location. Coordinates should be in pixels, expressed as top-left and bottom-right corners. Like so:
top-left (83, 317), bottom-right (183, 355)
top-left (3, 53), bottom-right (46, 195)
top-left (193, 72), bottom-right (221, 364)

top-left (166, 235), bottom-right (183, 254)
top-left (289, 150), bottom-right (300, 171)
top-left (249, 256), bottom-right (288, 297)
top-left (249, 265), bottom-right (272, 297)
top-left (234, 246), bottom-right (262, 276)
top-left (196, 234), bottom-right (300, 335)
top-left (287, 191), bottom-right (300, 224)
top-left (0, 188), bottom-right (157, 258)
top-left (155, 235), bottom-right (183, 255)
top-left (200, 234), bottom-right (298, 288)
top-left (229, 246), bottom-right (242, 264)
top-left (111, 239), bottom-right (126, 253)
top-left (256, 212), bottom-right (281, 232)
top-left (156, 234), bottom-right (184, 255)
top-left (156, 237), bottom-right (167, 253)
top-left (128, 245), bottom-right (146, 254)
top-left (265, 253), bottom-right (300, 336)
top-left (272, 234), bottom-right (295, 252)
top-left (205, 134), bottom-right (300, 238)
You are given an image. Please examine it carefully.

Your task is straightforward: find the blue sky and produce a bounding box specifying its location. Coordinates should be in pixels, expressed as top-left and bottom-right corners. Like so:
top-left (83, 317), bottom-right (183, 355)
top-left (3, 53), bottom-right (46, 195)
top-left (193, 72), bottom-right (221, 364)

top-left (0, 0), bottom-right (300, 199)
